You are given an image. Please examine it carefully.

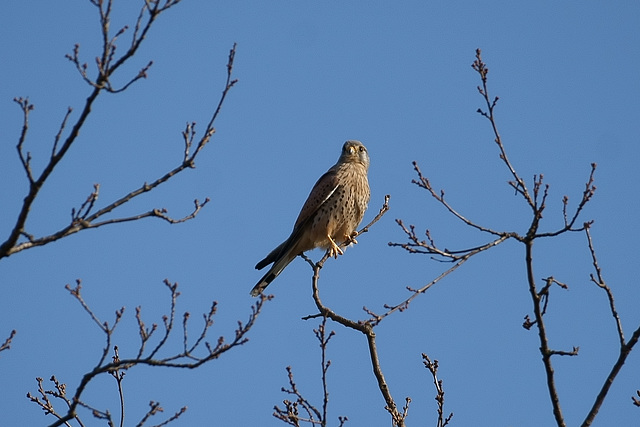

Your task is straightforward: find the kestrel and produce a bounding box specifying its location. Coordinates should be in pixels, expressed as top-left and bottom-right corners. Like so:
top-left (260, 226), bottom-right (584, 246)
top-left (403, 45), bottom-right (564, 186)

top-left (251, 140), bottom-right (371, 296)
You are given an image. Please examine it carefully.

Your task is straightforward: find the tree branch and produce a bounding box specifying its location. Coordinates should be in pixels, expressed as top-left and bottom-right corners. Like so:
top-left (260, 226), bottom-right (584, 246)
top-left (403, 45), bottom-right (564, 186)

top-left (274, 317), bottom-right (346, 427)
top-left (0, 330), bottom-right (17, 356)
top-left (391, 49), bottom-right (612, 426)
top-left (422, 354), bottom-right (453, 427)
top-left (472, 48), bottom-right (532, 207)
top-left (296, 196), bottom-right (407, 426)
top-left (1, 2), bottom-right (235, 261)
top-left (33, 280), bottom-right (269, 427)
top-left (308, 270), bottom-right (406, 426)
top-left (580, 224), bottom-right (640, 426)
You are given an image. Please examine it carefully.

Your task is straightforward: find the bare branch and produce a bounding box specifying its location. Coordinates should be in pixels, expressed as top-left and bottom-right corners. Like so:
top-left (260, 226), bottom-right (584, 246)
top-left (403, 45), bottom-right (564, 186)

top-left (32, 280), bottom-right (269, 427)
top-left (535, 163), bottom-right (597, 238)
top-left (581, 323), bottom-right (640, 427)
top-left (0, 330), bottom-right (17, 356)
top-left (14, 97), bottom-right (35, 183)
top-left (395, 50), bottom-right (608, 427)
top-left (584, 224), bottom-right (624, 346)
top-left (297, 196), bottom-right (406, 425)
top-left (523, 220), bottom-right (565, 427)
top-left (2, 3), bottom-right (234, 261)
top-left (472, 48), bottom-right (532, 208)
top-left (201, 43), bottom-right (239, 144)
top-left (307, 265), bottom-right (406, 426)
top-left (580, 224), bottom-right (640, 426)
top-left (274, 366), bottom-right (323, 426)
top-left (356, 194), bottom-right (390, 237)
top-left (65, 280), bottom-right (124, 334)
top-left (273, 320), bottom-right (347, 426)
top-left (314, 317), bottom-right (335, 424)
top-left (136, 401), bottom-right (187, 427)
top-left (389, 218), bottom-right (511, 262)
top-left (381, 234), bottom-right (508, 324)
top-left (25, 384), bottom-right (55, 424)
top-left (422, 354), bottom-right (453, 427)
top-left (549, 347), bottom-right (580, 357)
top-left (410, 162), bottom-right (510, 238)
top-left (110, 346), bottom-right (126, 427)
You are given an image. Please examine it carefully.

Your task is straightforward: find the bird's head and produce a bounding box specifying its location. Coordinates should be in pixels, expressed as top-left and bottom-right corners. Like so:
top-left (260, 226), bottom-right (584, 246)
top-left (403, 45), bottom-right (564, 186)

top-left (340, 140), bottom-right (370, 170)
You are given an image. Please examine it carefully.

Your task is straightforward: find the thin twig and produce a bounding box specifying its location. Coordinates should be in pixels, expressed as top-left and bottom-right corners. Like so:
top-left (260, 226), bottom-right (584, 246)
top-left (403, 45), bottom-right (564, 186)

top-left (422, 354), bottom-right (453, 427)
top-left (0, 330), bottom-right (17, 355)
top-left (297, 196), bottom-right (404, 425)
top-left (379, 235), bottom-right (508, 324)
top-left (584, 224), bottom-right (624, 346)
top-left (37, 281), bottom-right (269, 427)
top-left (2, 2), bottom-right (233, 261)
top-left (308, 264), bottom-right (406, 426)
top-left (410, 162), bottom-right (509, 238)
top-left (472, 48), bottom-right (532, 208)
top-left (579, 223), bottom-right (640, 426)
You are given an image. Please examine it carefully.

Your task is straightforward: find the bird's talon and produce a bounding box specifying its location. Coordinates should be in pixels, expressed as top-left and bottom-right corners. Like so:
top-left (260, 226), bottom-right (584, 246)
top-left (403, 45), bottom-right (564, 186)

top-left (345, 232), bottom-right (359, 245)
top-left (327, 235), bottom-right (344, 258)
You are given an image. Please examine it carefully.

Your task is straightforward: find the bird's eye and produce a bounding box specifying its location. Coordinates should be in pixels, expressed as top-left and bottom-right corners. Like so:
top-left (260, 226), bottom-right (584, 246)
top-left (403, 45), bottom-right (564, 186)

top-left (359, 146), bottom-right (365, 152)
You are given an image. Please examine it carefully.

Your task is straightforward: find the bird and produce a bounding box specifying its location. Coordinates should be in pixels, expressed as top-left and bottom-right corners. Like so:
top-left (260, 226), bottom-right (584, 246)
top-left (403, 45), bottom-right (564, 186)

top-left (251, 140), bottom-right (371, 297)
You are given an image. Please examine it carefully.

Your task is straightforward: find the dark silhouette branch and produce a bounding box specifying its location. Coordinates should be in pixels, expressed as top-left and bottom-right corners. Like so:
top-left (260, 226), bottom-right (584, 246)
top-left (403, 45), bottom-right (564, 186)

top-left (1, 1), bottom-right (236, 260)
top-left (274, 318), bottom-right (347, 427)
top-left (580, 225), bottom-right (640, 426)
top-left (296, 196), bottom-right (409, 426)
top-left (316, 319), bottom-right (334, 424)
top-left (308, 271), bottom-right (406, 426)
top-left (380, 233), bottom-right (508, 324)
top-left (632, 390), bottom-right (640, 407)
top-left (472, 49), bottom-right (531, 206)
top-left (422, 354), bottom-right (453, 427)
top-left (29, 280), bottom-right (269, 427)
top-left (289, 195), bottom-right (419, 425)
top-left (274, 366), bottom-right (321, 426)
top-left (584, 224), bottom-right (624, 346)
top-left (111, 347), bottom-right (126, 427)
top-left (409, 162), bottom-right (508, 238)
top-left (15, 97), bottom-right (36, 184)
top-left (524, 242), bottom-right (566, 427)
top-left (0, 330), bottom-right (17, 356)
top-left (389, 218), bottom-right (512, 261)
top-left (391, 49), bottom-right (616, 427)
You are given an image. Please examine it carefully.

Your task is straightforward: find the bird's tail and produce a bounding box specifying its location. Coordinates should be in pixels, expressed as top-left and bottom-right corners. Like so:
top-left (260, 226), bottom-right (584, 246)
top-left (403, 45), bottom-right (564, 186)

top-left (250, 251), bottom-right (296, 297)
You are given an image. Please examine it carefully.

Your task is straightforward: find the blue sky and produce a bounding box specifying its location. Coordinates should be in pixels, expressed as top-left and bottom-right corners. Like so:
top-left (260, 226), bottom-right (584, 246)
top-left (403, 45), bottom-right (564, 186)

top-left (1, 1), bottom-right (639, 426)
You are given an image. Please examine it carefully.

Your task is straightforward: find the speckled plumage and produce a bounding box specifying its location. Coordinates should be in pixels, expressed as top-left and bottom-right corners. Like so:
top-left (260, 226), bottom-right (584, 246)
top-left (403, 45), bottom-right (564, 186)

top-left (251, 140), bottom-right (371, 296)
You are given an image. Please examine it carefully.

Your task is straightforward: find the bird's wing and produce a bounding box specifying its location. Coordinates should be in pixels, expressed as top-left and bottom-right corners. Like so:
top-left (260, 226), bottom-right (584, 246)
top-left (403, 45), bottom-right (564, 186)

top-left (293, 168), bottom-right (341, 229)
top-left (255, 168), bottom-right (340, 272)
